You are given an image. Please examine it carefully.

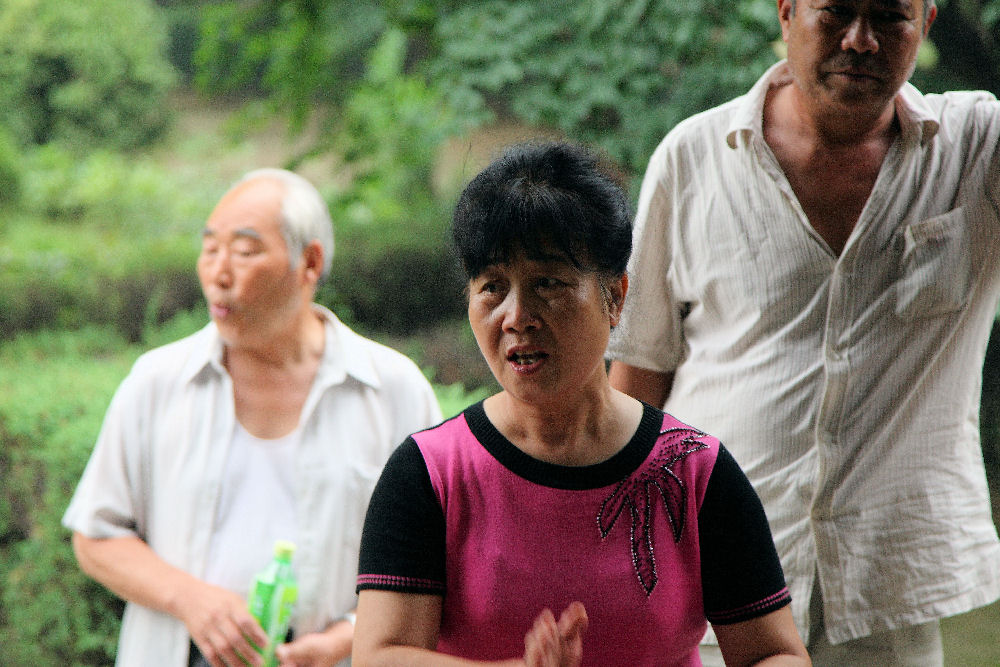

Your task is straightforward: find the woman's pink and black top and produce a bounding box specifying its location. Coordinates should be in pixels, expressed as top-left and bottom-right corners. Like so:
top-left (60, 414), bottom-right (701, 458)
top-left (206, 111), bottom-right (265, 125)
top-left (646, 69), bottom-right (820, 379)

top-left (358, 401), bottom-right (791, 666)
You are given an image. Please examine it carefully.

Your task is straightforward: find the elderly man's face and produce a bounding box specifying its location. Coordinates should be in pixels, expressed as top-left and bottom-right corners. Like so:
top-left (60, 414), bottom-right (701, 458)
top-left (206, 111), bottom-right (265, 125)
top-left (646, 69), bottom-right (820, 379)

top-left (197, 178), bottom-right (305, 347)
top-left (779, 0), bottom-right (935, 117)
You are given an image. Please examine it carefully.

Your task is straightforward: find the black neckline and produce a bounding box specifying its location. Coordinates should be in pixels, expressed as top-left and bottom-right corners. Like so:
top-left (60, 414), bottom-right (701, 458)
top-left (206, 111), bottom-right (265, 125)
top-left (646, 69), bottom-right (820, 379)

top-left (463, 400), bottom-right (663, 490)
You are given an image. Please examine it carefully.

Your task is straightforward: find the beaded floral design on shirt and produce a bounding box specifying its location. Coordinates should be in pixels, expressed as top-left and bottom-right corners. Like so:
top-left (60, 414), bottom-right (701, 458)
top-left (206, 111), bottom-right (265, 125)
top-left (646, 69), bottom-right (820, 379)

top-left (597, 426), bottom-right (710, 595)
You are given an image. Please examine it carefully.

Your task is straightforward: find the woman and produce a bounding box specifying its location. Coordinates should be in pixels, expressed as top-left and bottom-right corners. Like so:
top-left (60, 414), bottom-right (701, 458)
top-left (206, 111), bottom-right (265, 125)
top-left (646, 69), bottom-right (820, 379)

top-left (353, 142), bottom-right (810, 666)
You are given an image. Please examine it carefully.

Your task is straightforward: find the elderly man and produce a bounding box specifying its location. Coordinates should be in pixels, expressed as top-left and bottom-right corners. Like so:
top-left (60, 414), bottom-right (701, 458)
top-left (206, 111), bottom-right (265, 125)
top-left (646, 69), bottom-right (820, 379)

top-left (63, 169), bottom-right (442, 667)
top-left (609, 1), bottom-right (1000, 665)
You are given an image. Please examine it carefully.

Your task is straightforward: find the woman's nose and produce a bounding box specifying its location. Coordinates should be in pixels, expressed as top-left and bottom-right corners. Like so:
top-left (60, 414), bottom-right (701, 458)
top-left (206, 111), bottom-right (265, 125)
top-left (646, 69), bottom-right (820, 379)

top-left (500, 288), bottom-right (540, 332)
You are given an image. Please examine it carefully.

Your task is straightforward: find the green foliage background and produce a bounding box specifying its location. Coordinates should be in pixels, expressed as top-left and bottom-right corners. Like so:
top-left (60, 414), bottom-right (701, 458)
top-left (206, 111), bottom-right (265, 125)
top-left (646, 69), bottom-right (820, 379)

top-left (0, 0), bottom-right (175, 151)
top-left (1, 0), bottom-right (999, 664)
top-left (1, 326), bottom-right (145, 665)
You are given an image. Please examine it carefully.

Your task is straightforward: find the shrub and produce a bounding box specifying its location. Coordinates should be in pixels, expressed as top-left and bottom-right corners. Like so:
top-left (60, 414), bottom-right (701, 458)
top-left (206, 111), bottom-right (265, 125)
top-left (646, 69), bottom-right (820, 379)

top-left (323, 241), bottom-right (466, 336)
top-left (0, 216), bottom-right (204, 341)
top-left (0, 147), bottom-right (211, 340)
top-left (0, 0), bottom-right (176, 151)
top-left (435, 381), bottom-right (492, 419)
top-left (0, 127), bottom-right (22, 209)
top-left (429, 0), bottom-right (781, 177)
top-left (318, 28), bottom-right (472, 334)
top-left (0, 326), bottom-right (136, 666)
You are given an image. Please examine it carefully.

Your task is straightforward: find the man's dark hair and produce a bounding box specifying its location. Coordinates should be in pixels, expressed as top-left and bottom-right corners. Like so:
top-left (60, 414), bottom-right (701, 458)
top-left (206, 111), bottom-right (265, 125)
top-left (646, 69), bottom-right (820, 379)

top-left (451, 141), bottom-right (632, 280)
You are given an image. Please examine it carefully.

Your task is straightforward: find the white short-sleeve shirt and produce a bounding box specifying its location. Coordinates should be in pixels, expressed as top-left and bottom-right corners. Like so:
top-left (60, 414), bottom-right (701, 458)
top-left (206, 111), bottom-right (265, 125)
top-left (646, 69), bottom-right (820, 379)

top-left (609, 61), bottom-right (1000, 644)
top-left (63, 305), bottom-right (442, 666)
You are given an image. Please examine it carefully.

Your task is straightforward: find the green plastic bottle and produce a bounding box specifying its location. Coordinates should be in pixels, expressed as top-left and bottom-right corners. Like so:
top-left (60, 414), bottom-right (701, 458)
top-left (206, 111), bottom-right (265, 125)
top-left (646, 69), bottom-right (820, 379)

top-left (247, 540), bottom-right (298, 667)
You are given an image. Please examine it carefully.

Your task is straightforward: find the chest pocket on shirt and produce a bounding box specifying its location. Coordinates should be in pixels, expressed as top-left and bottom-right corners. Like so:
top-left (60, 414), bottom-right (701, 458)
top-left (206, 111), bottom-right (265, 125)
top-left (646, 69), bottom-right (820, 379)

top-left (895, 208), bottom-right (971, 320)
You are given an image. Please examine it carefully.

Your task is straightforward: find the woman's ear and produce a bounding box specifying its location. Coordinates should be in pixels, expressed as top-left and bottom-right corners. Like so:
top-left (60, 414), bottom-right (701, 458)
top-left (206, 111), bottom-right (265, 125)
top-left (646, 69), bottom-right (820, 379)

top-left (607, 273), bottom-right (628, 328)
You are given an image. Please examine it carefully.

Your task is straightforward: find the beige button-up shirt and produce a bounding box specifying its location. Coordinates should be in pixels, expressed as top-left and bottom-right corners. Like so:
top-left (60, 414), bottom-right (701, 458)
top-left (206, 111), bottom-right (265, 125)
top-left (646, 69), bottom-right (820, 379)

top-left (609, 61), bottom-right (1000, 644)
top-left (63, 306), bottom-right (442, 666)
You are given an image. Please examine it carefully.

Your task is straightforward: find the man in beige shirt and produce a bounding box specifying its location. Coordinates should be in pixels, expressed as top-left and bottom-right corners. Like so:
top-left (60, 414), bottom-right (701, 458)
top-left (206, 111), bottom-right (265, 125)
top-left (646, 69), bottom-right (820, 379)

top-left (608, 1), bottom-right (1000, 665)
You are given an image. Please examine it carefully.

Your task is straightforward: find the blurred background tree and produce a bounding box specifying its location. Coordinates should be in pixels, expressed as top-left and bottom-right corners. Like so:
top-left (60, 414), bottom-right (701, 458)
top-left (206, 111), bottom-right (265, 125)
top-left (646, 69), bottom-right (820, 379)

top-left (1, 0), bottom-right (998, 664)
top-left (0, 0), bottom-right (175, 151)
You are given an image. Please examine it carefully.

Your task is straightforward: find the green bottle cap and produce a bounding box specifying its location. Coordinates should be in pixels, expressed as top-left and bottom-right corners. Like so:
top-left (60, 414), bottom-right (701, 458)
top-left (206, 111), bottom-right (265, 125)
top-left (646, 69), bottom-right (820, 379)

top-left (274, 540), bottom-right (296, 560)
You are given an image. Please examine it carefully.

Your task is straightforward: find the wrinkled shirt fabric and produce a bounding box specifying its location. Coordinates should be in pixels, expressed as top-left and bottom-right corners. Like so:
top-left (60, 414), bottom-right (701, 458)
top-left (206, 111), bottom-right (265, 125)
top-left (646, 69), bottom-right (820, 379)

top-left (608, 61), bottom-right (1000, 644)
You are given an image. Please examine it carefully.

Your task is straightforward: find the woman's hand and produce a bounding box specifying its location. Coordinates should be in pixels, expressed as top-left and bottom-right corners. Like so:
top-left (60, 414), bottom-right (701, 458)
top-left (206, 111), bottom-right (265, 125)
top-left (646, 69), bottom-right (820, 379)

top-left (523, 602), bottom-right (588, 667)
top-left (275, 617), bottom-right (353, 667)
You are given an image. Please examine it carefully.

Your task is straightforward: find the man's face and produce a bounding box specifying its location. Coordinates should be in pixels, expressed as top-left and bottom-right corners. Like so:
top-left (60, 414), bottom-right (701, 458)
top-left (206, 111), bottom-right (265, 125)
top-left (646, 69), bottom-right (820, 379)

top-left (197, 178), bottom-right (306, 347)
top-left (779, 0), bottom-right (935, 117)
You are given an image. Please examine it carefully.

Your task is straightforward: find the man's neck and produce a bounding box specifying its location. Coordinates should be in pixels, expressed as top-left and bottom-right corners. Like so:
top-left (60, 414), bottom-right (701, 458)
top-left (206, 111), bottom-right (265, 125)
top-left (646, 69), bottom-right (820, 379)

top-left (225, 306), bottom-right (326, 371)
top-left (762, 82), bottom-right (900, 256)
top-left (777, 82), bottom-right (899, 148)
top-left (223, 306), bottom-right (326, 439)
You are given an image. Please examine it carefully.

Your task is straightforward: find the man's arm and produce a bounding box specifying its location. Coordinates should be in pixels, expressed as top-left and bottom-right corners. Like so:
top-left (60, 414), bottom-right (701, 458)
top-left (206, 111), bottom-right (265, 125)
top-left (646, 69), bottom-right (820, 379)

top-left (72, 533), bottom-right (267, 667)
top-left (608, 362), bottom-right (674, 409)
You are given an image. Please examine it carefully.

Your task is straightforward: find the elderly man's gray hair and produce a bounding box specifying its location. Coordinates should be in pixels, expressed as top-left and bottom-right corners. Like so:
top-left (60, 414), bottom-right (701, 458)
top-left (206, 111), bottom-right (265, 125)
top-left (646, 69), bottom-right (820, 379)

top-left (235, 168), bottom-right (335, 280)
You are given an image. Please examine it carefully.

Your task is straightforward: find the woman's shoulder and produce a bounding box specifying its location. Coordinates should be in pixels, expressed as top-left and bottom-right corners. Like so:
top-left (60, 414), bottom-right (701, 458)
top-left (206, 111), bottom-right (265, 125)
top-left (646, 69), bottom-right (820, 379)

top-left (411, 402), bottom-right (483, 448)
top-left (652, 408), bottom-right (721, 457)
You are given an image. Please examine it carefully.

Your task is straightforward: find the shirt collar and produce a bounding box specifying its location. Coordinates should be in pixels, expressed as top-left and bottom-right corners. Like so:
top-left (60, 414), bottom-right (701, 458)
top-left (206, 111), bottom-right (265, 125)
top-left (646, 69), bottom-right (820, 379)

top-left (894, 81), bottom-right (941, 144)
top-left (725, 60), bottom-right (787, 149)
top-left (180, 304), bottom-right (382, 390)
top-left (315, 304), bottom-right (383, 390)
top-left (725, 60), bottom-right (941, 149)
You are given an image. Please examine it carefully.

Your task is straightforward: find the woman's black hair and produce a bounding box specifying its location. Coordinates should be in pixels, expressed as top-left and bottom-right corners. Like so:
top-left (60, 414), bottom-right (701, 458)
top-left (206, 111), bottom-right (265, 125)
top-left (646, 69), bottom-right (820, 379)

top-left (451, 141), bottom-right (632, 280)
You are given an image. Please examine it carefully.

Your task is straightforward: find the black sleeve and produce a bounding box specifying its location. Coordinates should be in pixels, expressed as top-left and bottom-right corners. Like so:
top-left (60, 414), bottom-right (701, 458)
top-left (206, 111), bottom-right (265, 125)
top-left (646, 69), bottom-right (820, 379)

top-left (698, 444), bottom-right (791, 625)
top-left (356, 437), bottom-right (447, 595)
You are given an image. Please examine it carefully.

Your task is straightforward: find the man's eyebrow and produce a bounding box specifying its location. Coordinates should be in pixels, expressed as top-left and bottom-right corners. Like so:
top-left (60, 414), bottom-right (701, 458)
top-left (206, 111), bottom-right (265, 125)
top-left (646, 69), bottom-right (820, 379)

top-left (200, 227), bottom-right (263, 240)
top-left (877, 0), bottom-right (915, 11)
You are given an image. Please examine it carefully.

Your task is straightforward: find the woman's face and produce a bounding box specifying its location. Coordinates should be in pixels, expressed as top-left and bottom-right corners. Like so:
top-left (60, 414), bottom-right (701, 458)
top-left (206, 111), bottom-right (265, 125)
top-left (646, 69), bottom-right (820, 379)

top-left (468, 251), bottom-right (626, 408)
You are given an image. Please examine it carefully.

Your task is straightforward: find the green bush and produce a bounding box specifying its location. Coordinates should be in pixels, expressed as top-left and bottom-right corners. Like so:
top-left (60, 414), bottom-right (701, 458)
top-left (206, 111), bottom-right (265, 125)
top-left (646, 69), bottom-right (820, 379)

top-left (323, 241), bottom-right (466, 336)
top-left (0, 0), bottom-right (176, 151)
top-left (430, 0), bottom-right (781, 177)
top-left (0, 312), bottom-right (211, 665)
top-left (193, 1), bottom-right (388, 133)
top-left (0, 147), bottom-right (211, 341)
top-left (0, 326), bottom-right (136, 666)
top-left (0, 217), bottom-right (203, 341)
top-left (0, 127), bottom-right (22, 209)
top-left (317, 28), bottom-right (471, 334)
top-left (19, 144), bottom-right (212, 228)
top-left (435, 381), bottom-right (491, 419)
